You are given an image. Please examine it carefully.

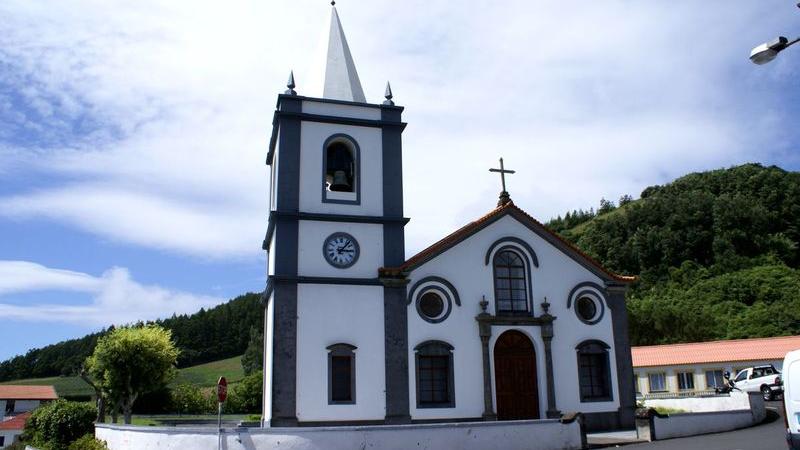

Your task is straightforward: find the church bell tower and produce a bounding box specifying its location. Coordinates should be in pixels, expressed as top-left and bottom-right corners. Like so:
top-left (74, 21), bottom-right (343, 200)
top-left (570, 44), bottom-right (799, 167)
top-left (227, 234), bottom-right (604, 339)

top-left (262, 3), bottom-right (410, 426)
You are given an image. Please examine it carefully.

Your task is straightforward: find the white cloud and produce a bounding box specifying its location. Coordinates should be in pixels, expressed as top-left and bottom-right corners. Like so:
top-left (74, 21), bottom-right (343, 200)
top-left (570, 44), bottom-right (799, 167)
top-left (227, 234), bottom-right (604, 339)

top-left (0, 0), bottom-right (797, 259)
top-left (0, 261), bottom-right (223, 325)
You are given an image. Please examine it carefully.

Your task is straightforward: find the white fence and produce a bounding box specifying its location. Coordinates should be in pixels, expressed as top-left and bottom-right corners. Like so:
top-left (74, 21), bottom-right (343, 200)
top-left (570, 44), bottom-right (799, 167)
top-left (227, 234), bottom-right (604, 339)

top-left (97, 417), bottom-right (584, 450)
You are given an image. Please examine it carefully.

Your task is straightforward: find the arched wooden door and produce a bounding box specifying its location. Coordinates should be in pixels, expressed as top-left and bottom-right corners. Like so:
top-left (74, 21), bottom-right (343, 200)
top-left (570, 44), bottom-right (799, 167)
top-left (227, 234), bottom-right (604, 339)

top-left (494, 330), bottom-right (539, 420)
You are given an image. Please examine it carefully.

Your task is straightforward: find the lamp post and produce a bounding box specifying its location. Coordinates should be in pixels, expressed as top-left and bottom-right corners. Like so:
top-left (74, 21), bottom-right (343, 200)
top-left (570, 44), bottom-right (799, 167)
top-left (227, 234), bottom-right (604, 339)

top-left (749, 3), bottom-right (800, 64)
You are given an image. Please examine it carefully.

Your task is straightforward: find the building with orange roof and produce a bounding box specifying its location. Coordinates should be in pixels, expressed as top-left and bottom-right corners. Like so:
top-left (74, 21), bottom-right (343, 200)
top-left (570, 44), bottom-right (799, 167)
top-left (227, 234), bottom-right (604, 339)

top-left (632, 335), bottom-right (800, 397)
top-left (0, 385), bottom-right (56, 448)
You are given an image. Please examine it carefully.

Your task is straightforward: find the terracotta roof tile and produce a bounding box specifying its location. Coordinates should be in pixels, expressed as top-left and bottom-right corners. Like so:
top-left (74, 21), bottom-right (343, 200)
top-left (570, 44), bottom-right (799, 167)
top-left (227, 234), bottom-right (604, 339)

top-left (379, 200), bottom-right (636, 283)
top-left (0, 411), bottom-right (31, 431)
top-left (0, 385), bottom-right (58, 400)
top-left (632, 335), bottom-right (800, 367)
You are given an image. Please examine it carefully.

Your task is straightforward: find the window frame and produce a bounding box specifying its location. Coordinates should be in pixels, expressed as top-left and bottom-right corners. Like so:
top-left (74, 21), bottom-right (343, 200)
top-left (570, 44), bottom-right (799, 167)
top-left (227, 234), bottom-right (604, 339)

top-left (575, 340), bottom-right (613, 402)
top-left (705, 369), bottom-right (724, 389)
top-left (492, 247), bottom-right (532, 316)
top-left (648, 372), bottom-right (667, 392)
top-left (321, 134), bottom-right (361, 205)
top-left (327, 343), bottom-right (357, 405)
top-left (414, 340), bottom-right (455, 408)
top-left (677, 371), bottom-right (695, 391)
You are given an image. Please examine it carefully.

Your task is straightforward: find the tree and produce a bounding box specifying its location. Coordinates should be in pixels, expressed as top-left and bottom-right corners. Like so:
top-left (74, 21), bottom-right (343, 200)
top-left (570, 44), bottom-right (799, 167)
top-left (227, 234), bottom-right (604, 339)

top-left (170, 384), bottom-right (214, 415)
top-left (23, 399), bottom-right (96, 450)
top-left (241, 327), bottom-right (264, 375)
top-left (224, 370), bottom-right (263, 414)
top-left (85, 325), bottom-right (180, 424)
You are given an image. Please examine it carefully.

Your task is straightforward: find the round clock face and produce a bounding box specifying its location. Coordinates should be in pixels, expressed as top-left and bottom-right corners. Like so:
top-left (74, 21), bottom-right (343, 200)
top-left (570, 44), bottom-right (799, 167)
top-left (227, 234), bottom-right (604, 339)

top-left (323, 232), bottom-right (360, 268)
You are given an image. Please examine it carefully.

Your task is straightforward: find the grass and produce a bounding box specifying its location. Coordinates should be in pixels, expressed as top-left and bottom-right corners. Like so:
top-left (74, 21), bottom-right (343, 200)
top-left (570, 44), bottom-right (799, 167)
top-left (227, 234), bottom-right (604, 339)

top-left (100, 414), bottom-right (250, 427)
top-left (0, 375), bottom-right (92, 398)
top-left (0, 355), bottom-right (245, 397)
top-left (172, 355), bottom-right (244, 387)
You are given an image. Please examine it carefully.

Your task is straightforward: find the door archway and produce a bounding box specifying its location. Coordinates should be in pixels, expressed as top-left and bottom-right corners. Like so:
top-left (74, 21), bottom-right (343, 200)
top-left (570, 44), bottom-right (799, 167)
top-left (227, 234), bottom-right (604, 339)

top-left (494, 330), bottom-right (539, 420)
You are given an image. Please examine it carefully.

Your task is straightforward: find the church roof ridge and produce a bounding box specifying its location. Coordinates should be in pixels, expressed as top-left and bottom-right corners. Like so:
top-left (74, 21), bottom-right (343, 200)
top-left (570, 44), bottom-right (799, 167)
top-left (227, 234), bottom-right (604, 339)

top-left (379, 201), bottom-right (636, 284)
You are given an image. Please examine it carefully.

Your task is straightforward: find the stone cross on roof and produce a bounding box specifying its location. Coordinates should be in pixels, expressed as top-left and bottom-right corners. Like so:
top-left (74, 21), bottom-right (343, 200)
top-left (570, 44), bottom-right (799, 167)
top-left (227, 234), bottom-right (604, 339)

top-left (489, 157), bottom-right (515, 206)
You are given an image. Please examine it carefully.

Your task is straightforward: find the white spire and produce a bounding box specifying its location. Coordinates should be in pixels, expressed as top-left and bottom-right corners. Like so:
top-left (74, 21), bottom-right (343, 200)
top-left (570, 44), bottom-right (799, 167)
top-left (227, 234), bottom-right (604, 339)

top-left (322, 6), bottom-right (367, 103)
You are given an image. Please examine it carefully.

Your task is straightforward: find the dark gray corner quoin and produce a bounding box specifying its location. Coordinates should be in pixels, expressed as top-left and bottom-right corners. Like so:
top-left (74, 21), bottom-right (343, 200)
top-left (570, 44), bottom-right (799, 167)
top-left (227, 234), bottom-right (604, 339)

top-left (380, 102), bottom-right (411, 424)
top-left (605, 282), bottom-right (635, 430)
top-left (266, 95), bottom-right (301, 427)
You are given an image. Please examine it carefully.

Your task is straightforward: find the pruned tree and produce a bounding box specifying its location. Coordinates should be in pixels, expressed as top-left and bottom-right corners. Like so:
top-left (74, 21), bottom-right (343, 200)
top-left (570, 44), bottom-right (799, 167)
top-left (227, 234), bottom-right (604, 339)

top-left (85, 325), bottom-right (179, 424)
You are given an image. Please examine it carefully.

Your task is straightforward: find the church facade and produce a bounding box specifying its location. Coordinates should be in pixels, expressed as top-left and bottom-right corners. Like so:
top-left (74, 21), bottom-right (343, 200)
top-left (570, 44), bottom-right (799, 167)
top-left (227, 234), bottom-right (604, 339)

top-left (262, 5), bottom-right (636, 432)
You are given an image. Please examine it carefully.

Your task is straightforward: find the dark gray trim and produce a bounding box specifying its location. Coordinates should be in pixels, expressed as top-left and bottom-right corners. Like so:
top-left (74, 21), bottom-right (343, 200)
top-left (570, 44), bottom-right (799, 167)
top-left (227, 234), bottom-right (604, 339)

top-left (582, 411), bottom-right (624, 432)
top-left (383, 223), bottom-right (406, 267)
top-left (268, 275), bottom-right (383, 286)
top-left (273, 99), bottom-right (301, 212)
top-left (484, 237), bottom-right (539, 267)
top-left (275, 110), bottom-right (407, 131)
top-left (475, 315), bottom-right (553, 326)
top-left (327, 343), bottom-right (357, 405)
top-left (414, 340), bottom-right (456, 409)
top-left (406, 276), bottom-right (461, 306)
top-left (414, 286), bottom-right (453, 324)
top-left (270, 279), bottom-right (298, 427)
top-left (322, 232), bottom-right (360, 268)
top-left (491, 246), bottom-right (534, 316)
top-left (381, 107), bottom-right (404, 218)
top-left (476, 313), bottom-right (496, 421)
top-left (540, 317), bottom-right (559, 419)
top-left (604, 282), bottom-right (636, 429)
top-left (284, 93), bottom-right (405, 111)
top-left (566, 281), bottom-right (607, 309)
top-left (321, 134), bottom-right (361, 205)
top-left (572, 289), bottom-right (605, 325)
top-left (383, 286), bottom-right (411, 424)
top-left (575, 340), bottom-right (614, 403)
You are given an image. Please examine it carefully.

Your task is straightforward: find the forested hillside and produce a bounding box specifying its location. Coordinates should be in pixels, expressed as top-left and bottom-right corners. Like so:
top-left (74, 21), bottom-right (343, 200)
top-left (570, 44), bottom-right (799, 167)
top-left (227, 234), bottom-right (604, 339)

top-left (548, 163), bottom-right (800, 345)
top-left (0, 293), bottom-right (263, 382)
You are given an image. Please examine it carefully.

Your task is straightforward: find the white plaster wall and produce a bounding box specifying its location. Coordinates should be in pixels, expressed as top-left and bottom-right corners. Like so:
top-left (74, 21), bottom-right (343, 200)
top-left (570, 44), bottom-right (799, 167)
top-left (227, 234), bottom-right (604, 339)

top-left (653, 410), bottom-right (755, 440)
top-left (406, 215), bottom-right (619, 420)
top-left (296, 284), bottom-right (385, 421)
top-left (12, 400), bottom-right (39, 413)
top-left (1, 430), bottom-right (21, 449)
top-left (96, 419), bottom-right (583, 450)
top-left (269, 140), bottom-right (278, 212)
top-left (302, 101), bottom-right (381, 121)
top-left (297, 221), bottom-right (383, 279)
top-left (262, 293), bottom-right (275, 425)
top-left (267, 233), bottom-right (276, 277)
top-left (298, 122), bottom-right (383, 216)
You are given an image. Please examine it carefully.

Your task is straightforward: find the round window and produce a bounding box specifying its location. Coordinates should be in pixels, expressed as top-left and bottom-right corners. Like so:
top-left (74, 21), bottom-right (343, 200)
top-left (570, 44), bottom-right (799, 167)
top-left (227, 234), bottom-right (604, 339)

top-left (419, 292), bottom-right (445, 319)
top-left (576, 296), bottom-right (598, 322)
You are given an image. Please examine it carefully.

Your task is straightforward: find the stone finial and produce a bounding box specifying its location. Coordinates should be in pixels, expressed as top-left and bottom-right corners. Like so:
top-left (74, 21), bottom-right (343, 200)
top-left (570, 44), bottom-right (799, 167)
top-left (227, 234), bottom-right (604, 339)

top-left (331, 0), bottom-right (335, 5)
top-left (541, 297), bottom-right (551, 315)
top-left (285, 70), bottom-right (297, 95)
top-left (383, 81), bottom-right (395, 106)
top-left (479, 295), bottom-right (488, 312)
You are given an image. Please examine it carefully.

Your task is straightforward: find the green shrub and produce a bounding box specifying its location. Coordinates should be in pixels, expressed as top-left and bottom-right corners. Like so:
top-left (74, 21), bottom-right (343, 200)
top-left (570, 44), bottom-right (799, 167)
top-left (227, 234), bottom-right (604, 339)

top-left (170, 383), bottom-right (214, 415)
top-left (224, 370), bottom-right (262, 414)
top-left (67, 435), bottom-right (108, 450)
top-left (24, 399), bottom-right (96, 450)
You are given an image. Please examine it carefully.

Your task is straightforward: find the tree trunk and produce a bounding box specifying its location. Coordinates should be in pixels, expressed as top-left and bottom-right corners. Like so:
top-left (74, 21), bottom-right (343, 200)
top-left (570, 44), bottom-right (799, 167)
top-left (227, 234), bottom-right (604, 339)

top-left (111, 399), bottom-right (121, 424)
top-left (123, 397), bottom-right (135, 425)
top-left (79, 369), bottom-right (106, 422)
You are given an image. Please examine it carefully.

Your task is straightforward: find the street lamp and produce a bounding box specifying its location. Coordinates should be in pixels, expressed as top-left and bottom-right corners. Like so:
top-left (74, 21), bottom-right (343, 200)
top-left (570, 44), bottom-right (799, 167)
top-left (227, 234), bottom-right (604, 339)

top-left (749, 2), bottom-right (800, 65)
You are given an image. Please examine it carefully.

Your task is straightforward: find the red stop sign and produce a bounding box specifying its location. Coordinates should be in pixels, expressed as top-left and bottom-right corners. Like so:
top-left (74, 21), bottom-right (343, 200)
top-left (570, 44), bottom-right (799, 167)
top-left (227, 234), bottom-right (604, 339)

top-left (217, 377), bottom-right (228, 403)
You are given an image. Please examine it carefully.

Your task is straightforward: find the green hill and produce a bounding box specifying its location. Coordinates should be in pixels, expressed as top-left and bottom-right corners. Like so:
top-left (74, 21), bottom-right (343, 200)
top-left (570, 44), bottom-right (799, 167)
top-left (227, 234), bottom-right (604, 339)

top-left (547, 163), bottom-right (800, 345)
top-left (0, 293), bottom-right (263, 382)
top-left (0, 355), bottom-right (245, 398)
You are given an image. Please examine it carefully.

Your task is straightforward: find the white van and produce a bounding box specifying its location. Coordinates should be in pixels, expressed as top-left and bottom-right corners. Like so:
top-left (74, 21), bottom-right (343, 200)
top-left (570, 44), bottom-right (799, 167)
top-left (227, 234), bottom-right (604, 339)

top-left (785, 349), bottom-right (800, 450)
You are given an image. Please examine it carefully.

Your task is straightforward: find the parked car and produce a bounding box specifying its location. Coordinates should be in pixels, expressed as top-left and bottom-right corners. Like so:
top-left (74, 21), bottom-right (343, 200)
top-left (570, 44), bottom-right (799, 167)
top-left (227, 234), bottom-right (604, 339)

top-left (785, 350), bottom-right (800, 450)
top-left (730, 364), bottom-right (783, 401)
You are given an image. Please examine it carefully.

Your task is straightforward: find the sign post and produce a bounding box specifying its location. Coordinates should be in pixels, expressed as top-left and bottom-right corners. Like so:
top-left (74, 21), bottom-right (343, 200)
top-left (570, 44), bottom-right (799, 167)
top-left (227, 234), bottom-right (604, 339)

top-left (216, 377), bottom-right (227, 450)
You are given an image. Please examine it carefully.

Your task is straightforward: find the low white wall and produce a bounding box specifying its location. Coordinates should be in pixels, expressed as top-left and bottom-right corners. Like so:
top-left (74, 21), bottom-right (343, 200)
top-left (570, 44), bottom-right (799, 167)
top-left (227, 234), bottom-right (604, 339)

top-left (639, 392), bottom-right (765, 441)
top-left (97, 419), bottom-right (583, 450)
top-left (644, 392), bottom-right (750, 412)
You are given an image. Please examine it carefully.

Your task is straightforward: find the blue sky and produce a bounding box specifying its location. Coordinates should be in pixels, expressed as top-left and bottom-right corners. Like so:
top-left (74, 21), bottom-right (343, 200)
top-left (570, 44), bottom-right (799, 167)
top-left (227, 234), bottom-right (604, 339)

top-left (0, 0), bottom-right (798, 362)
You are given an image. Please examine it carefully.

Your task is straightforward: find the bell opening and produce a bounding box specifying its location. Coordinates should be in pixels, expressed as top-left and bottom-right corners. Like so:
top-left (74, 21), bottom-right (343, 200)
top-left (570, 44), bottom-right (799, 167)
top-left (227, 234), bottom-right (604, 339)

top-left (325, 141), bottom-right (355, 193)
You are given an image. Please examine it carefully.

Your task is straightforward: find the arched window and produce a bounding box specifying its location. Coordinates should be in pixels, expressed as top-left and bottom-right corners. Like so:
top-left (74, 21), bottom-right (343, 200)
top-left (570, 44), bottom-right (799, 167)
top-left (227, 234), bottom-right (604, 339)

top-left (576, 340), bottom-right (612, 402)
top-left (322, 134), bottom-right (360, 204)
top-left (493, 249), bottom-right (529, 315)
top-left (414, 341), bottom-right (455, 408)
top-left (327, 343), bottom-right (356, 404)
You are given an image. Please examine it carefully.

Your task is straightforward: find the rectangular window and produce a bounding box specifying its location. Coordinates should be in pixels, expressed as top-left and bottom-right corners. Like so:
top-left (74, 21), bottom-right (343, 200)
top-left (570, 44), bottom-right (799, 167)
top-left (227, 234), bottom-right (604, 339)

top-left (327, 344), bottom-right (356, 405)
top-left (705, 370), bottom-right (724, 389)
top-left (5, 399), bottom-right (14, 414)
top-left (330, 356), bottom-right (353, 402)
top-left (579, 353), bottom-right (610, 400)
top-left (677, 372), bottom-right (695, 390)
top-left (648, 373), bottom-right (667, 392)
top-left (0, 436), bottom-right (5, 446)
top-left (418, 355), bottom-right (450, 405)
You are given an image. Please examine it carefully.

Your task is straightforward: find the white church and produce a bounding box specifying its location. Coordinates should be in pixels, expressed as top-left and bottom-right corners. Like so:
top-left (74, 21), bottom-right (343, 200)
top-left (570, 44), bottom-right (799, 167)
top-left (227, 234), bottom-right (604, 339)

top-left (262, 4), bottom-right (637, 432)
